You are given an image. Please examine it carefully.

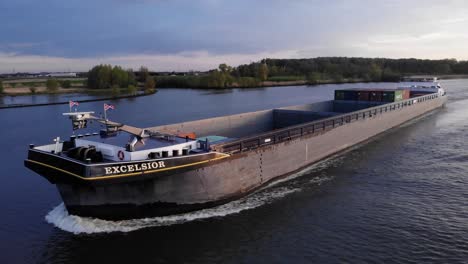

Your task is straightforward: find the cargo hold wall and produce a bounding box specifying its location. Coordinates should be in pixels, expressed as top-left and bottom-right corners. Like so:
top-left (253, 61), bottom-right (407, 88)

top-left (146, 100), bottom-right (390, 139)
top-left (146, 109), bottom-right (275, 138)
top-left (273, 109), bottom-right (340, 129)
top-left (278, 100), bottom-right (386, 114)
top-left (333, 101), bottom-right (386, 113)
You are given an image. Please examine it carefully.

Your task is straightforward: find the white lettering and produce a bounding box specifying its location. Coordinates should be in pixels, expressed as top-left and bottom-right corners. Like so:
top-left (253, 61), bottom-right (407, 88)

top-left (134, 164), bottom-right (141, 171)
top-left (103, 161), bottom-right (170, 175)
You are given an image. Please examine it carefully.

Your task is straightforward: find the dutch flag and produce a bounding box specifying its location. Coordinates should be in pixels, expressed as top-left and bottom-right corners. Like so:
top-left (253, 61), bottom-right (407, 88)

top-left (104, 103), bottom-right (115, 111)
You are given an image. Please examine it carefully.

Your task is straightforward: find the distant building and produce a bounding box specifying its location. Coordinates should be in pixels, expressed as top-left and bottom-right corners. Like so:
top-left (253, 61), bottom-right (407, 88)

top-left (46, 72), bottom-right (77, 78)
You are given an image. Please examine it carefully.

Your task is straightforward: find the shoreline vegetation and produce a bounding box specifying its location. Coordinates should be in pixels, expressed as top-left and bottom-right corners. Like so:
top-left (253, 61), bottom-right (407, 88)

top-left (153, 57), bottom-right (468, 89)
top-left (1, 57), bottom-right (468, 98)
top-left (0, 91), bottom-right (155, 109)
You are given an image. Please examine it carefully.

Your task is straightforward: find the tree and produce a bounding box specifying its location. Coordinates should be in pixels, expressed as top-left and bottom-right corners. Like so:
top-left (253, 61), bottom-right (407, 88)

top-left (369, 63), bottom-right (382, 82)
top-left (111, 84), bottom-right (121, 96)
top-left (381, 67), bottom-right (401, 82)
top-left (435, 63), bottom-right (451, 74)
top-left (88, 64), bottom-right (136, 89)
top-left (46, 79), bottom-right (59, 91)
top-left (144, 76), bottom-right (156, 93)
top-left (61, 80), bottom-right (71, 88)
top-left (97, 66), bottom-right (112, 89)
top-left (111, 66), bottom-right (129, 88)
top-left (139, 66), bottom-right (150, 83)
top-left (307, 72), bottom-right (321, 84)
top-left (331, 73), bottom-right (344, 83)
top-left (256, 63), bottom-right (269, 81)
top-left (127, 84), bottom-right (137, 95)
top-left (87, 64), bottom-right (112, 89)
top-left (269, 65), bottom-right (279, 76)
top-left (219, 63), bottom-right (232, 73)
top-left (0, 81), bottom-right (3, 94)
top-left (207, 70), bottom-right (226, 88)
top-left (127, 69), bottom-right (136, 86)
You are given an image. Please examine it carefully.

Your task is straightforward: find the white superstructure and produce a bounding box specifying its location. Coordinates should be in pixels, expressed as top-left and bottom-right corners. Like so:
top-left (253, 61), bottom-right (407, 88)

top-left (398, 76), bottom-right (445, 96)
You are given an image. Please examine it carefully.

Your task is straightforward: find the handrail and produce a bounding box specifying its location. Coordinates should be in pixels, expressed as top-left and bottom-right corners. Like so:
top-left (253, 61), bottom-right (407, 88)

top-left (211, 92), bottom-right (442, 154)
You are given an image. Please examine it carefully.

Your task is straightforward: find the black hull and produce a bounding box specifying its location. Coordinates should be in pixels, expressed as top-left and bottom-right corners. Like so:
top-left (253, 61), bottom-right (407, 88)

top-left (65, 196), bottom-right (236, 220)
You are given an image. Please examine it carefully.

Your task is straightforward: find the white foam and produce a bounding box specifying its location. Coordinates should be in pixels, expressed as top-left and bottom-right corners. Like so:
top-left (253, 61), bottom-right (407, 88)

top-left (45, 186), bottom-right (301, 235)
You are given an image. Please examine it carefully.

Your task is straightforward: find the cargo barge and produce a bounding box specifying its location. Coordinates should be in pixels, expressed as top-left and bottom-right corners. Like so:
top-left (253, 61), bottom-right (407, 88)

top-left (25, 80), bottom-right (447, 220)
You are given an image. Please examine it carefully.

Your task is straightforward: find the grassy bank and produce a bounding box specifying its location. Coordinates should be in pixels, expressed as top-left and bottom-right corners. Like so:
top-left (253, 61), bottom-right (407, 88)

top-left (2, 87), bottom-right (146, 96)
top-left (155, 75), bottom-right (384, 89)
top-left (0, 78), bottom-right (147, 96)
top-left (0, 90), bottom-right (157, 109)
top-left (155, 75), bottom-right (261, 89)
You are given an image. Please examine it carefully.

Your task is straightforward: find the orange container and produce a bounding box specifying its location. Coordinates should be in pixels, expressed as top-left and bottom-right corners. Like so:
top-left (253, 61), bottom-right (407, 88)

top-left (177, 132), bottom-right (197, 140)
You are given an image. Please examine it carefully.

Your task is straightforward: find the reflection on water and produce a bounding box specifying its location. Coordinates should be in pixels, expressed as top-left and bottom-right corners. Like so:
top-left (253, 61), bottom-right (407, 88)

top-left (199, 88), bottom-right (235, 95)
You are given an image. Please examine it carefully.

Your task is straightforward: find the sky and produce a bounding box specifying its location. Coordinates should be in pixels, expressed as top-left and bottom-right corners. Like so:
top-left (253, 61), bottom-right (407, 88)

top-left (1, 0), bottom-right (468, 72)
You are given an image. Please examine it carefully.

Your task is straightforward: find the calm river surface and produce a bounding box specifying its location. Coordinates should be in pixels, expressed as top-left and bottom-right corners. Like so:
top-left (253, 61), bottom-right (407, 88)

top-left (1, 81), bottom-right (467, 263)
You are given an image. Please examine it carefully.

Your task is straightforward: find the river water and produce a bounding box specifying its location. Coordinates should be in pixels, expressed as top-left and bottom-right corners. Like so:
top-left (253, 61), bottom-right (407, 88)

top-left (1, 81), bottom-right (467, 263)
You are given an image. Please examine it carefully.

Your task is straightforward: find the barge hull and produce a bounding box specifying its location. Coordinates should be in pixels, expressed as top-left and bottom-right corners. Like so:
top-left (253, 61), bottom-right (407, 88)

top-left (55, 95), bottom-right (446, 220)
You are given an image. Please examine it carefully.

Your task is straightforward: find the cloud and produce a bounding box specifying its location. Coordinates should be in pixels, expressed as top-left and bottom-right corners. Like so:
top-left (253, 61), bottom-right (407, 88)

top-left (2, 0), bottom-right (468, 72)
top-left (0, 49), bottom-right (299, 73)
top-left (440, 17), bottom-right (468, 24)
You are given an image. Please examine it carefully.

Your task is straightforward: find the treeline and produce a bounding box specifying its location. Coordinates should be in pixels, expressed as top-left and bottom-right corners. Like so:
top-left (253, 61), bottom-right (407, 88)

top-left (156, 64), bottom-right (261, 88)
top-left (234, 57), bottom-right (468, 83)
top-left (87, 65), bottom-right (136, 89)
top-left (86, 57), bottom-right (468, 90)
top-left (157, 57), bottom-right (468, 89)
top-left (87, 65), bottom-right (156, 93)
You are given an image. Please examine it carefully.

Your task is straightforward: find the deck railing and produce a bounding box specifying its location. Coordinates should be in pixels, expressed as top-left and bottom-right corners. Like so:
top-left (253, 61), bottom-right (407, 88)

top-left (211, 93), bottom-right (442, 154)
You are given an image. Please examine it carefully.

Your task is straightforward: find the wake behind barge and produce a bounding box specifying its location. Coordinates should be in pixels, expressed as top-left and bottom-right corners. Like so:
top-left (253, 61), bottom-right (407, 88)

top-left (25, 81), bottom-right (447, 220)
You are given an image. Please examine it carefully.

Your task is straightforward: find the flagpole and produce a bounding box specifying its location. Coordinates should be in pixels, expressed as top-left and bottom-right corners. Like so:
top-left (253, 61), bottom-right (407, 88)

top-left (104, 104), bottom-right (108, 132)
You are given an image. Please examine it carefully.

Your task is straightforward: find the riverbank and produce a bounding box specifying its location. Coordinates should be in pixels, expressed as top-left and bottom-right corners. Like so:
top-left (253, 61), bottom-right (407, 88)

top-left (0, 90), bottom-right (156, 109)
top-left (4, 87), bottom-right (85, 95)
top-left (232, 75), bottom-right (468, 88)
top-left (259, 78), bottom-right (372, 87)
top-left (155, 77), bottom-right (395, 89)
top-left (156, 74), bottom-right (468, 89)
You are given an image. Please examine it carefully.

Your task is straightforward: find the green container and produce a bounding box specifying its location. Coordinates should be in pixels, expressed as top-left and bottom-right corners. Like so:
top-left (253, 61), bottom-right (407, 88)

top-left (382, 90), bottom-right (404, 102)
top-left (335, 90), bottom-right (358, 101)
top-left (394, 90), bottom-right (404, 101)
top-left (335, 90), bottom-right (345, 100)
